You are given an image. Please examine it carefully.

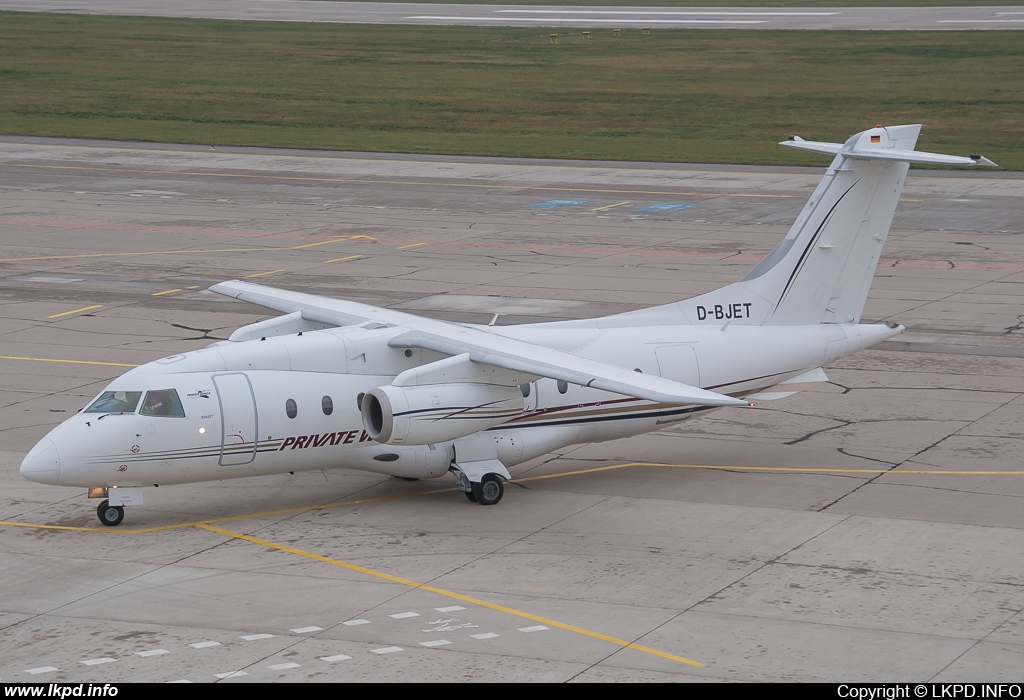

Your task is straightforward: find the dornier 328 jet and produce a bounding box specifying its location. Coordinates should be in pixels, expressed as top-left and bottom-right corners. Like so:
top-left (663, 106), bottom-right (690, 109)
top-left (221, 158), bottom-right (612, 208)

top-left (20, 125), bottom-right (996, 526)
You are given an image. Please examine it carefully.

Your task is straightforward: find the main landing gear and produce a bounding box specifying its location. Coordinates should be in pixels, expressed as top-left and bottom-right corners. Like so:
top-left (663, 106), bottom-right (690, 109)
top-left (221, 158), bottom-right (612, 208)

top-left (473, 474), bottom-right (504, 506)
top-left (454, 470), bottom-right (505, 506)
top-left (96, 499), bottom-right (125, 527)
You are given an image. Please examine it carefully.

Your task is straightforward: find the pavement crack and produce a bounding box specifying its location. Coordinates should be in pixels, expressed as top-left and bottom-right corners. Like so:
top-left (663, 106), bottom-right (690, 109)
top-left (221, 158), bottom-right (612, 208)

top-left (168, 322), bottom-right (223, 341)
top-left (818, 389), bottom-right (1021, 513)
top-left (873, 480), bottom-right (1024, 500)
top-left (826, 380), bottom-right (852, 395)
top-left (784, 418), bottom-right (853, 446)
top-left (1002, 315), bottom-right (1024, 336)
top-left (836, 448), bottom-right (897, 468)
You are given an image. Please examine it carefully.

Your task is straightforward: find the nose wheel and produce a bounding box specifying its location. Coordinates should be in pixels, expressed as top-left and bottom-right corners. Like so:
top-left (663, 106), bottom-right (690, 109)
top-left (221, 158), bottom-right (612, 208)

top-left (96, 500), bottom-right (125, 527)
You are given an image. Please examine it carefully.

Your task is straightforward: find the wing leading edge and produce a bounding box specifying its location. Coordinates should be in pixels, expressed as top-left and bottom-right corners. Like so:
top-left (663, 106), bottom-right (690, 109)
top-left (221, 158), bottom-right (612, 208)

top-left (209, 280), bottom-right (747, 408)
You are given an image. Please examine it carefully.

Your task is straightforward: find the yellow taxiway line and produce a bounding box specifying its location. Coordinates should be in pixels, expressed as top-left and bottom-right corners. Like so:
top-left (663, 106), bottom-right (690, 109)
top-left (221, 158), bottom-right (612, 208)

top-left (0, 355), bottom-right (138, 368)
top-left (516, 461), bottom-right (1024, 481)
top-left (197, 523), bottom-right (705, 668)
top-left (4, 461), bottom-right (1020, 536)
top-left (0, 486), bottom-right (456, 534)
top-left (3, 457), bottom-right (1020, 668)
top-left (290, 238), bottom-right (351, 250)
top-left (47, 305), bottom-right (102, 319)
top-left (243, 269), bottom-right (286, 278)
top-left (324, 254), bottom-right (364, 263)
top-left (591, 201), bottom-right (631, 212)
top-left (397, 242), bottom-right (430, 250)
top-left (0, 477), bottom-right (704, 665)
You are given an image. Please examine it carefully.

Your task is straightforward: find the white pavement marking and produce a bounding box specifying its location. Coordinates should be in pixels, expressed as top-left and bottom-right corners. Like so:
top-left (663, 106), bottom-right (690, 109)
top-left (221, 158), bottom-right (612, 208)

top-left (388, 612), bottom-right (420, 619)
top-left (239, 633), bottom-right (275, 640)
top-left (80, 658), bottom-right (115, 666)
top-left (469, 632), bottom-right (500, 640)
top-left (408, 16), bottom-right (766, 24)
top-left (342, 619), bottom-right (371, 626)
top-left (168, 680), bottom-right (192, 683)
top-left (496, 9), bottom-right (839, 15)
top-left (517, 625), bottom-right (550, 633)
top-left (267, 662), bottom-right (301, 670)
top-left (420, 640), bottom-right (452, 647)
top-left (370, 646), bottom-right (404, 654)
top-left (214, 671), bottom-right (248, 679)
top-left (434, 606), bottom-right (465, 612)
top-left (25, 667), bottom-right (57, 675)
top-left (319, 654), bottom-right (352, 662)
top-left (189, 641), bottom-right (221, 649)
top-left (289, 626), bottom-right (323, 634)
top-left (135, 649), bottom-right (169, 657)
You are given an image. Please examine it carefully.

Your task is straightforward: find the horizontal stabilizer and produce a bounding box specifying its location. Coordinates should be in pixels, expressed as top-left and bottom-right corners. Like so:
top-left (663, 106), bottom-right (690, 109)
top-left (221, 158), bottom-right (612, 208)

top-left (781, 131), bottom-right (997, 167)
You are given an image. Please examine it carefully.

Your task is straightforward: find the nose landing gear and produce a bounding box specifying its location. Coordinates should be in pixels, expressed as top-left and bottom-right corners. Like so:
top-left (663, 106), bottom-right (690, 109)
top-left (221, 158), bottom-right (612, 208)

top-left (96, 499), bottom-right (125, 527)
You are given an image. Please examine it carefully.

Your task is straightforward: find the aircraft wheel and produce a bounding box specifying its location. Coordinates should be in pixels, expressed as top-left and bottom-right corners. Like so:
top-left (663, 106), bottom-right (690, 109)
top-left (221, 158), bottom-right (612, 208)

top-left (96, 500), bottom-right (125, 527)
top-left (464, 490), bottom-right (477, 503)
top-left (471, 474), bottom-right (504, 506)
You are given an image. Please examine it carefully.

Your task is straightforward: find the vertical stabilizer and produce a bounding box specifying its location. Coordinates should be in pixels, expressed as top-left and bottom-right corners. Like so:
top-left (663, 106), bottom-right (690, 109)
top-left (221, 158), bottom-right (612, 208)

top-left (747, 124), bottom-right (918, 325)
top-left (548, 125), bottom-right (992, 331)
top-left (669, 125), bottom-right (990, 327)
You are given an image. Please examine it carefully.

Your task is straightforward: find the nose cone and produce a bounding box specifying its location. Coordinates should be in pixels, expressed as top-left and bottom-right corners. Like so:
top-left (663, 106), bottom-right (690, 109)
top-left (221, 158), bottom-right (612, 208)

top-left (21, 438), bottom-right (61, 484)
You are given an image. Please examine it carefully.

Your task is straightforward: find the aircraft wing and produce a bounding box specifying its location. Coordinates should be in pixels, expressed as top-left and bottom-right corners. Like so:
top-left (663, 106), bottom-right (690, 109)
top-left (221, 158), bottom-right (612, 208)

top-left (209, 280), bottom-right (747, 408)
top-left (386, 330), bottom-right (747, 407)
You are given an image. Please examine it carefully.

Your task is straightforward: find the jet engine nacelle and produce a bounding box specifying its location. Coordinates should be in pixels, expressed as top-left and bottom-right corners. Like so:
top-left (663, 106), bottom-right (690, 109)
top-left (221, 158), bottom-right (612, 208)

top-left (361, 383), bottom-right (525, 445)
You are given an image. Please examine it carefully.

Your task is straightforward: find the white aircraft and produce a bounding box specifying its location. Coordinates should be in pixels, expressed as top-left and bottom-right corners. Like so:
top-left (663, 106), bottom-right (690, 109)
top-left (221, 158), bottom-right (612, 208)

top-left (20, 125), bottom-right (995, 526)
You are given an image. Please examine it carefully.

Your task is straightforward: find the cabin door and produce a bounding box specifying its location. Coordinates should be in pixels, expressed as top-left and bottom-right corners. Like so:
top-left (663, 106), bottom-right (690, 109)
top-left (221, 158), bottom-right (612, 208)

top-left (212, 373), bottom-right (258, 467)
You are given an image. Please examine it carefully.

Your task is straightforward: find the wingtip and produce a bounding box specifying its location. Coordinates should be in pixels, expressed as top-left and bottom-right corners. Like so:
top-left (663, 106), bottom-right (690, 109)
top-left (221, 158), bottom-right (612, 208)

top-left (970, 155), bottom-right (1000, 168)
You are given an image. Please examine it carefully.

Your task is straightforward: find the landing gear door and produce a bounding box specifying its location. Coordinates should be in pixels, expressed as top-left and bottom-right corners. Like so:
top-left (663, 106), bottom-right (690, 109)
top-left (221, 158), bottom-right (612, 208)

top-left (212, 373), bottom-right (258, 467)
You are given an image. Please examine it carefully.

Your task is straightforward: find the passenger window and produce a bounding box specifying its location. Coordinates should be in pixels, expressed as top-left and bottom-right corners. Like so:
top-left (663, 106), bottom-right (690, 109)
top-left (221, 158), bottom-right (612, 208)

top-left (140, 389), bottom-right (186, 418)
top-left (557, 380), bottom-right (568, 395)
top-left (322, 396), bottom-right (334, 416)
top-left (286, 399), bottom-right (297, 419)
top-left (84, 391), bottom-right (142, 414)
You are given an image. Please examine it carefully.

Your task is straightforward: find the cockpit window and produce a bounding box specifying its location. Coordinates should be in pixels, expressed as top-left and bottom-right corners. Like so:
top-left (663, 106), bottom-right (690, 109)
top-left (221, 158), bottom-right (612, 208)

top-left (140, 389), bottom-right (186, 418)
top-left (84, 391), bottom-right (142, 414)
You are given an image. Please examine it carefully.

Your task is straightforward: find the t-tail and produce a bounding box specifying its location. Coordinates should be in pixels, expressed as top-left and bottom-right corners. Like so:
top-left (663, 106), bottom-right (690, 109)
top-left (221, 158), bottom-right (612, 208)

top-left (735, 124), bottom-right (995, 326)
top-left (610, 124), bottom-right (996, 328)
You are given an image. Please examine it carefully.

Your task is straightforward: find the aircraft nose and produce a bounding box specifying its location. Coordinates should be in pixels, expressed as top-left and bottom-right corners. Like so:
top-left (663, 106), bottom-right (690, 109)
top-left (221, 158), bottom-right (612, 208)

top-left (20, 438), bottom-right (60, 485)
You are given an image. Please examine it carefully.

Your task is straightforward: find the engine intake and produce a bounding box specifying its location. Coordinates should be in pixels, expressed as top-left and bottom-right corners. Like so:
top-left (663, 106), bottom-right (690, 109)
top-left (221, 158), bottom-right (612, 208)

top-left (361, 383), bottom-right (524, 445)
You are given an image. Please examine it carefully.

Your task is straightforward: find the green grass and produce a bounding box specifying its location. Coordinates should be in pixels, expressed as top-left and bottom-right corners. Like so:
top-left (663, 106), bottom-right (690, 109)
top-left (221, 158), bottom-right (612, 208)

top-left (1, 12), bottom-right (1021, 168)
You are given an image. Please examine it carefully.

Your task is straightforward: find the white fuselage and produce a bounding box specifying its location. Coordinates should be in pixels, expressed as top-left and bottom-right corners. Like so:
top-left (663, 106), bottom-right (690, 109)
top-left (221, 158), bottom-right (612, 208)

top-left (20, 320), bottom-right (900, 490)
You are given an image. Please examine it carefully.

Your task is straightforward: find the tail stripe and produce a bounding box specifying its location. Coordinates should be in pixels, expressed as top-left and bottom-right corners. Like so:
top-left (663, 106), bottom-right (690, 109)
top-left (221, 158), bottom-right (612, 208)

top-left (774, 180), bottom-right (859, 312)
